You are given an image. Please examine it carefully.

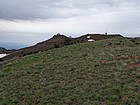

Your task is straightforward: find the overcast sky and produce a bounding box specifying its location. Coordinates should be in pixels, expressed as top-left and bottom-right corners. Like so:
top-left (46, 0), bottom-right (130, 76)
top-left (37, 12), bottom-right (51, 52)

top-left (0, 0), bottom-right (140, 45)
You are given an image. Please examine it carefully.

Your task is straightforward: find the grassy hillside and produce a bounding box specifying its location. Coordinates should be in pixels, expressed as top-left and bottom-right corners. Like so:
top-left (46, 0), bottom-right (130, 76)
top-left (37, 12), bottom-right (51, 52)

top-left (0, 37), bottom-right (140, 105)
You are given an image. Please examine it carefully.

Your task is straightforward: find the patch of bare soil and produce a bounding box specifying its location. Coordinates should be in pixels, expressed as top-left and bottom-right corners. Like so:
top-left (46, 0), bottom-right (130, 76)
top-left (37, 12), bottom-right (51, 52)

top-left (127, 62), bottom-right (140, 68)
top-left (135, 79), bottom-right (140, 83)
top-left (100, 56), bottom-right (137, 63)
top-left (117, 56), bottom-right (136, 60)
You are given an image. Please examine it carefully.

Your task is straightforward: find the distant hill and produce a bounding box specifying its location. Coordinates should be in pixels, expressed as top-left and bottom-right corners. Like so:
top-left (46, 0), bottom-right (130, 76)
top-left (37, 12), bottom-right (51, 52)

top-left (0, 42), bottom-right (27, 50)
top-left (1, 33), bottom-right (123, 61)
top-left (0, 47), bottom-right (6, 54)
top-left (0, 37), bottom-right (139, 104)
top-left (0, 47), bottom-right (16, 54)
top-left (0, 47), bottom-right (6, 50)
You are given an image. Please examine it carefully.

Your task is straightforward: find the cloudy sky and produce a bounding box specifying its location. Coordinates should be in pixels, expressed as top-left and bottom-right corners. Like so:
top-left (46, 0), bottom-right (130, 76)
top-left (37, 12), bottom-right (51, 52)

top-left (0, 0), bottom-right (140, 46)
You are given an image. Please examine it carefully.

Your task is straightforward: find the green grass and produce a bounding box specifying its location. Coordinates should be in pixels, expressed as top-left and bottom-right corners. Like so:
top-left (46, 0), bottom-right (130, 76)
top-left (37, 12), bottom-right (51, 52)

top-left (0, 37), bottom-right (140, 105)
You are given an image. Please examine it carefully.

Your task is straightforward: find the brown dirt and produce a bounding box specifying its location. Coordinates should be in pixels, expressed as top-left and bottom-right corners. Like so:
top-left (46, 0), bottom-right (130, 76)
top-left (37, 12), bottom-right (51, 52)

top-left (99, 56), bottom-right (136, 63)
top-left (127, 62), bottom-right (140, 68)
top-left (117, 56), bottom-right (136, 60)
top-left (135, 79), bottom-right (140, 83)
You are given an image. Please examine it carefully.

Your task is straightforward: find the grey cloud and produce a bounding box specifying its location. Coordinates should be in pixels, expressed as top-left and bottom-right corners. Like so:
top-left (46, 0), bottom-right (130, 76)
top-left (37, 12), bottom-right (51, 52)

top-left (0, 0), bottom-right (140, 44)
top-left (0, 0), bottom-right (88, 20)
top-left (0, 0), bottom-right (140, 20)
top-left (0, 0), bottom-right (72, 20)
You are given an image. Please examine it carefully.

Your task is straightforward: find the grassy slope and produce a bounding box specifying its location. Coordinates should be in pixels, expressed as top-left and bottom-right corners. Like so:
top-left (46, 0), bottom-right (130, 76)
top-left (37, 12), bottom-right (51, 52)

top-left (0, 37), bottom-right (140, 105)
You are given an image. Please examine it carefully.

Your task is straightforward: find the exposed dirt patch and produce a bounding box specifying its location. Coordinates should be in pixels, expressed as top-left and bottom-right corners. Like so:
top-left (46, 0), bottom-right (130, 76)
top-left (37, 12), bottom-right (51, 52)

top-left (117, 56), bottom-right (136, 60)
top-left (127, 62), bottom-right (140, 68)
top-left (99, 56), bottom-right (137, 64)
top-left (135, 79), bottom-right (140, 83)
